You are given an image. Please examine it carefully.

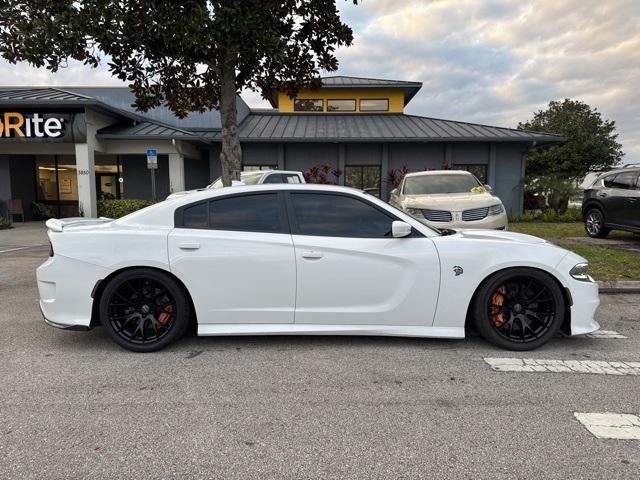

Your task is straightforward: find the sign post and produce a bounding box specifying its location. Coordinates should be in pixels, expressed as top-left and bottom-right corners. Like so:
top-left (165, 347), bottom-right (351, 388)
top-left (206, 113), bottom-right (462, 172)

top-left (146, 148), bottom-right (158, 200)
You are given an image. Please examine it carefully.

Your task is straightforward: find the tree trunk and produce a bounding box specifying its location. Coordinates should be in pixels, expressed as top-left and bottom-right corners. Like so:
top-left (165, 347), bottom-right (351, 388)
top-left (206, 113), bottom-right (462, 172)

top-left (218, 48), bottom-right (242, 187)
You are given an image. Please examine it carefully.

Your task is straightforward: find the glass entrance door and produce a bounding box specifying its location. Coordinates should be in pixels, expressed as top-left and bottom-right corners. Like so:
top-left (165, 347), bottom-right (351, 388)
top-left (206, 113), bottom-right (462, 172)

top-left (97, 173), bottom-right (119, 200)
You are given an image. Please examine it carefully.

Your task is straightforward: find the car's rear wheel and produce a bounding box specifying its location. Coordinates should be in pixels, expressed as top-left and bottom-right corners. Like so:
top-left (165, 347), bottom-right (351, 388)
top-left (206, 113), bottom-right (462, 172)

top-left (473, 268), bottom-right (564, 350)
top-left (584, 208), bottom-right (610, 238)
top-left (99, 269), bottom-right (190, 352)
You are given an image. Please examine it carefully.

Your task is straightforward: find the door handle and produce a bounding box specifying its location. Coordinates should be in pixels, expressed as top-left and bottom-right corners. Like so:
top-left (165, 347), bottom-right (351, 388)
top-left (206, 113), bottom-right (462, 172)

top-left (179, 242), bottom-right (201, 250)
top-left (301, 250), bottom-right (323, 259)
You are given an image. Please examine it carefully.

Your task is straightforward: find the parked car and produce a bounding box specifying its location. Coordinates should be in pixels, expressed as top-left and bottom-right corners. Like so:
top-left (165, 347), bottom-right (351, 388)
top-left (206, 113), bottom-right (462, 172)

top-left (389, 170), bottom-right (508, 230)
top-left (38, 184), bottom-right (599, 353)
top-left (167, 169), bottom-right (305, 199)
top-left (582, 166), bottom-right (640, 238)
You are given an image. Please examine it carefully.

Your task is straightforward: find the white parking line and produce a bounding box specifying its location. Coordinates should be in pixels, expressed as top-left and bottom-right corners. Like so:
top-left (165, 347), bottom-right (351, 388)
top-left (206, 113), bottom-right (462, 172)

top-left (0, 246), bottom-right (31, 254)
top-left (574, 412), bottom-right (640, 440)
top-left (587, 330), bottom-right (627, 339)
top-left (484, 357), bottom-right (640, 375)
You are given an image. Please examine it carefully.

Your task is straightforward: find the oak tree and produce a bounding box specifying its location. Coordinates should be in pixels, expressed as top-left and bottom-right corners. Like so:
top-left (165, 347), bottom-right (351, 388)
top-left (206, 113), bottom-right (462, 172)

top-left (519, 99), bottom-right (623, 179)
top-left (0, 0), bottom-right (355, 186)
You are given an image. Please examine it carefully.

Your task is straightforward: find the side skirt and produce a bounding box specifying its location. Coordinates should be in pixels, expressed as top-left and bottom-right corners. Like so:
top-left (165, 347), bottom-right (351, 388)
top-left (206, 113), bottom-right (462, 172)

top-left (198, 324), bottom-right (465, 338)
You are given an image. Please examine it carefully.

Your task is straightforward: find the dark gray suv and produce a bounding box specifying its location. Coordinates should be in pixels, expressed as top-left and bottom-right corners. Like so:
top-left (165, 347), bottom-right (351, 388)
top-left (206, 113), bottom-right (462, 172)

top-left (582, 166), bottom-right (640, 238)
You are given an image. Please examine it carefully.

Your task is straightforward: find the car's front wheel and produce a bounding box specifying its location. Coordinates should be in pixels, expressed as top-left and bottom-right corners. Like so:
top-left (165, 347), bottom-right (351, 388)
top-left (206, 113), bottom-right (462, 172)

top-left (473, 268), bottom-right (565, 350)
top-left (99, 268), bottom-right (190, 352)
top-left (584, 207), bottom-right (610, 238)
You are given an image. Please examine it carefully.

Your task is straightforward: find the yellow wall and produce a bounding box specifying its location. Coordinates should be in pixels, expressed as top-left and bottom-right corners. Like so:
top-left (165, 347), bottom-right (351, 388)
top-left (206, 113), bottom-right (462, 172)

top-left (277, 88), bottom-right (405, 113)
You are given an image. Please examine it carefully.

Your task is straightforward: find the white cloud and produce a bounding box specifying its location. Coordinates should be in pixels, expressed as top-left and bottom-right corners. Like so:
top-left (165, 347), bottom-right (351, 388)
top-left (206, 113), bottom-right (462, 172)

top-left (1, 0), bottom-right (638, 162)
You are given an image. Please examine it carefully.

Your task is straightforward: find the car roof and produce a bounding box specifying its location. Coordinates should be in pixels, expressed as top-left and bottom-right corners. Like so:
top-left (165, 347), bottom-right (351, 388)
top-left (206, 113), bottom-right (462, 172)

top-left (242, 170), bottom-right (302, 175)
top-left (597, 166), bottom-right (640, 177)
top-left (170, 183), bottom-right (363, 203)
top-left (404, 170), bottom-right (472, 178)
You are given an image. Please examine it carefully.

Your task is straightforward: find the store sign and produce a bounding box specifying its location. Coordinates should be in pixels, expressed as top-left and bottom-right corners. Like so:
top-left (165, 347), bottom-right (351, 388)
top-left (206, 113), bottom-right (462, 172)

top-left (0, 112), bottom-right (65, 139)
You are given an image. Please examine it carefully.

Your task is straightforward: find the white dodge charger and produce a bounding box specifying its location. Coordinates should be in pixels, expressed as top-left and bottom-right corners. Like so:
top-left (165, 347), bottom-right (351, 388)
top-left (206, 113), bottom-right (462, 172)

top-left (37, 184), bottom-right (600, 352)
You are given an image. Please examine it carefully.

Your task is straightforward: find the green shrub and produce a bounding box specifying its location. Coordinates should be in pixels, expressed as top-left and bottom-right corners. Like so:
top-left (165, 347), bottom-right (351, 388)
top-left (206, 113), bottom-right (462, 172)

top-left (32, 202), bottom-right (56, 220)
top-left (98, 199), bottom-right (156, 218)
top-left (541, 209), bottom-right (560, 222)
top-left (0, 216), bottom-right (12, 229)
top-left (519, 211), bottom-right (536, 222)
top-left (558, 208), bottom-right (582, 222)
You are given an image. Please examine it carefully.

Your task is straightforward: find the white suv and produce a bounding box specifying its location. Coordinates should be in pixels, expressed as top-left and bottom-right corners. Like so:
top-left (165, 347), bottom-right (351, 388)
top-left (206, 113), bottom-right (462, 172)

top-left (389, 170), bottom-right (508, 230)
top-left (168, 170), bottom-right (305, 199)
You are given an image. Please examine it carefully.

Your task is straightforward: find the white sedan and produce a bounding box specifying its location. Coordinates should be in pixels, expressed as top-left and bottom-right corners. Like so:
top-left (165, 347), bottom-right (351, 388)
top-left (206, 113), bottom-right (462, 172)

top-left (37, 184), bottom-right (600, 352)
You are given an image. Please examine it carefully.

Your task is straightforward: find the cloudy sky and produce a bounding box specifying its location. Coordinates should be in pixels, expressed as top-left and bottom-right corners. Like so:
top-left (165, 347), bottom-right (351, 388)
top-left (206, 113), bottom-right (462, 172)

top-left (1, 0), bottom-right (638, 163)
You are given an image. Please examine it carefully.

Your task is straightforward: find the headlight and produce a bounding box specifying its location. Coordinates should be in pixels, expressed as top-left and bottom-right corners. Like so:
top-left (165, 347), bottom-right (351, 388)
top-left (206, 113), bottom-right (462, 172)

top-left (488, 203), bottom-right (505, 216)
top-left (570, 263), bottom-right (593, 282)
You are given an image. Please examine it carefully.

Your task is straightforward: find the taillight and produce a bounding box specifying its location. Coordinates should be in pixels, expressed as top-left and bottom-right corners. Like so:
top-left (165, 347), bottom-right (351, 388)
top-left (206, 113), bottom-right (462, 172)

top-left (49, 241), bottom-right (54, 257)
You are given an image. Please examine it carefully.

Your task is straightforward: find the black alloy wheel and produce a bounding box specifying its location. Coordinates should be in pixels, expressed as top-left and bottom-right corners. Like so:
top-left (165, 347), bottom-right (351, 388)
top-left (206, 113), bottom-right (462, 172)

top-left (584, 208), bottom-right (610, 238)
top-left (473, 268), bottom-right (564, 350)
top-left (99, 269), bottom-right (190, 352)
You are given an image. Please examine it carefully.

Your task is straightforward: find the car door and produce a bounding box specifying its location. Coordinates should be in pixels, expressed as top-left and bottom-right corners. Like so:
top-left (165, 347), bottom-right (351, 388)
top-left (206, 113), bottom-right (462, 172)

top-left (605, 171), bottom-right (640, 227)
top-left (286, 191), bottom-right (441, 326)
top-left (168, 192), bottom-right (296, 324)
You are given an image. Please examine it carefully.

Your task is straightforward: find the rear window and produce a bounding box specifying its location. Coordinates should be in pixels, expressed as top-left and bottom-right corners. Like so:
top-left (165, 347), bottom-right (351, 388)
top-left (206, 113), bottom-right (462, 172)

top-left (178, 193), bottom-right (284, 233)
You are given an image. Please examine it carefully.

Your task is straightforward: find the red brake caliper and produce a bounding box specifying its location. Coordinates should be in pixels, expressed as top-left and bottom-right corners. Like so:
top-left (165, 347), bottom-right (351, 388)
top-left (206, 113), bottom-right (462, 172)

top-left (158, 304), bottom-right (174, 325)
top-left (491, 286), bottom-right (507, 327)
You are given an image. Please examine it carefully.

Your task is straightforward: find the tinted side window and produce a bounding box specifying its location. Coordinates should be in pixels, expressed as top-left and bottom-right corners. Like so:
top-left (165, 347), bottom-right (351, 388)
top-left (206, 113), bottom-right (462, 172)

top-left (261, 174), bottom-right (283, 184)
top-left (609, 172), bottom-right (639, 190)
top-left (290, 193), bottom-right (395, 238)
top-left (209, 194), bottom-right (282, 233)
top-left (182, 202), bottom-right (208, 228)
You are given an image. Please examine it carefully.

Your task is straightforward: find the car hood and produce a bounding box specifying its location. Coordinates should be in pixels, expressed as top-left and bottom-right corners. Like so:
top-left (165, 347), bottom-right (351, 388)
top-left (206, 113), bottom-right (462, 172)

top-left (401, 192), bottom-right (501, 210)
top-left (449, 229), bottom-right (548, 245)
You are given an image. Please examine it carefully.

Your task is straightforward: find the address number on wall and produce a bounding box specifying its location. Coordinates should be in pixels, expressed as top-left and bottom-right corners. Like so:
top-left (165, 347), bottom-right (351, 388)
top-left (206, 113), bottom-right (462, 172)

top-left (78, 169), bottom-right (90, 175)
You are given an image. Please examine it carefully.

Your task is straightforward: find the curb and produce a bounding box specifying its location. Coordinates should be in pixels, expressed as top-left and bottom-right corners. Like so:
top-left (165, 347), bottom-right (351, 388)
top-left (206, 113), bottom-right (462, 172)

top-left (597, 281), bottom-right (640, 294)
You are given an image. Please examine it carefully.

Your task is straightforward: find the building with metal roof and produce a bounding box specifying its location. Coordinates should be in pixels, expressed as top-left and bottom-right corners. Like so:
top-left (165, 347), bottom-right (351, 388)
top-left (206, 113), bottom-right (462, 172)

top-left (0, 76), bottom-right (564, 219)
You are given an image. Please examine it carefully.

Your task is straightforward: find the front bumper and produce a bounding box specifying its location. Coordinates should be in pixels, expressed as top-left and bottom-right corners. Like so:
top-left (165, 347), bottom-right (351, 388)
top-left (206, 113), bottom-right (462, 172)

top-left (554, 254), bottom-right (601, 336)
top-left (422, 212), bottom-right (508, 230)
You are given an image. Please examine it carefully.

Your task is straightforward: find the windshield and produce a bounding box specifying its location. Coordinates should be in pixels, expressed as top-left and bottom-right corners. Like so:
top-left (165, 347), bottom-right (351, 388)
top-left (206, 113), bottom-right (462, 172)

top-left (208, 171), bottom-right (265, 189)
top-left (403, 173), bottom-right (481, 195)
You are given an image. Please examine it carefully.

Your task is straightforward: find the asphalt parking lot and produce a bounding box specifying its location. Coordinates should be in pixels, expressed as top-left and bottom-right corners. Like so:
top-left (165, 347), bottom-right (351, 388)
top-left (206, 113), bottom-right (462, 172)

top-left (1, 225), bottom-right (639, 479)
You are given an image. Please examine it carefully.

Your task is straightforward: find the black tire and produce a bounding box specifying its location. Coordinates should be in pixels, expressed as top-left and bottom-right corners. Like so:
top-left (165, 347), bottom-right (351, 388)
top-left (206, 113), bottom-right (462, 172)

top-left (99, 268), bottom-right (190, 352)
top-left (584, 207), bottom-right (610, 238)
top-left (472, 268), bottom-right (565, 351)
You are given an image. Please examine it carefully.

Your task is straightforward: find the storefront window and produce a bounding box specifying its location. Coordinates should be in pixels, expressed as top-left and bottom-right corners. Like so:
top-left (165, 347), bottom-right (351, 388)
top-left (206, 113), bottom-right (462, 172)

top-left (345, 165), bottom-right (381, 197)
top-left (452, 164), bottom-right (488, 184)
top-left (359, 99), bottom-right (389, 112)
top-left (294, 99), bottom-right (323, 112)
top-left (35, 156), bottom-right (59, 202)
top-left (35, 155), bottom-right (79, 218)
top-left (327, 99), bottom-right (356, 112)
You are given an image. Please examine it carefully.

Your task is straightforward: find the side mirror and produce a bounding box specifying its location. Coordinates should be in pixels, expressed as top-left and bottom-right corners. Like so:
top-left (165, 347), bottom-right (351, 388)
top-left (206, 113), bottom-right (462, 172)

top-left (484, 184), bottom-right (492, 192)
top-left (392, 220), bottom-right (412, 238)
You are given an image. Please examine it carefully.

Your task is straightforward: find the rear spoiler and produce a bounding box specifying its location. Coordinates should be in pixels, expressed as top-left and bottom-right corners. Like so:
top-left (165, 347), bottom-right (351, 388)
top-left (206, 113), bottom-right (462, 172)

top-left (45, 217), bottom-right (113, 232)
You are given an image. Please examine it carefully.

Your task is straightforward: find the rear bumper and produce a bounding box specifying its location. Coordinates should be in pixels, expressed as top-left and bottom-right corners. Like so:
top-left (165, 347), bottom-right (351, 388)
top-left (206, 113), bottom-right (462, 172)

top-left (37, 255), bottom-right (108, 329)
top-left (40, 302), bottom-right (91, 331)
